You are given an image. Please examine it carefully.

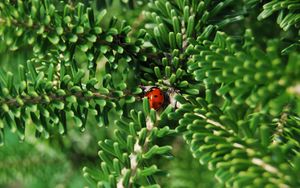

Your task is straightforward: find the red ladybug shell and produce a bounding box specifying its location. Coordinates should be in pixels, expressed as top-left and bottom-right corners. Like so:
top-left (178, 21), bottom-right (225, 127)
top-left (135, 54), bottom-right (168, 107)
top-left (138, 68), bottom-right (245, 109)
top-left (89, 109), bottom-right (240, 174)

top-left (145, 87), bottom-right (164, 110)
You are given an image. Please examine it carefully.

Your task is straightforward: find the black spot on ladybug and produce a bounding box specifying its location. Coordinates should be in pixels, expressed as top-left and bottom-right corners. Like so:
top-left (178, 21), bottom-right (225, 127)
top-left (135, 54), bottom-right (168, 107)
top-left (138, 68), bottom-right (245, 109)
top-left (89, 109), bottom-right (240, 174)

top-left (154, 95), bottom-right (158, 98)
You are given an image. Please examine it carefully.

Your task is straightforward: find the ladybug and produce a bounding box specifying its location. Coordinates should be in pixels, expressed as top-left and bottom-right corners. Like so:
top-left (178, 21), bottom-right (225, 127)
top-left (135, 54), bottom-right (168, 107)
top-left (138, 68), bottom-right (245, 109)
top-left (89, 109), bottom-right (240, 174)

top-left (145, 87), bottom-right (165, 110)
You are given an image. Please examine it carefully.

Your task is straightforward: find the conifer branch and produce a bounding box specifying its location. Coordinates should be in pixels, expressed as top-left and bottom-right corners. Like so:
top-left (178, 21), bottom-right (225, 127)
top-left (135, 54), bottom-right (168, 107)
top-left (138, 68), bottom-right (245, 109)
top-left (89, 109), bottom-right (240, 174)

top-left (1, 91), bottom-right (113, 108)
top-left (173, 95), bottom-right (300, 187)
top-left (0, 0), bottom-right (300, 187)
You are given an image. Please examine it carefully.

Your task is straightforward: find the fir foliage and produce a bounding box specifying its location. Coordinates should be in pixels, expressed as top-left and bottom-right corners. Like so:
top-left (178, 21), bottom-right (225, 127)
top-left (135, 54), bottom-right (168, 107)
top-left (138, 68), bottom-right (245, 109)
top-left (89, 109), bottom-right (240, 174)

top-left (258, 0), bottom-right (300, 53)
top-left (0, 0), bottom-right (299, 187)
